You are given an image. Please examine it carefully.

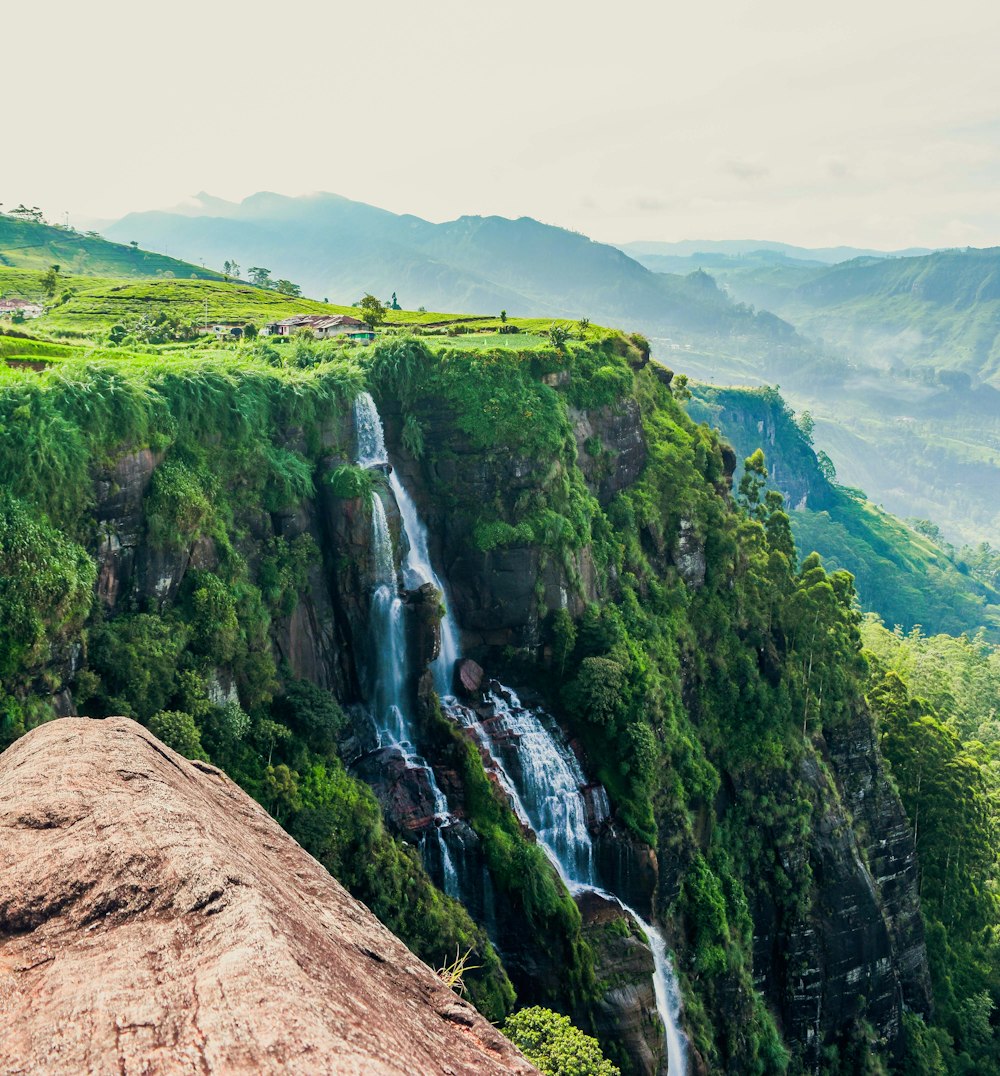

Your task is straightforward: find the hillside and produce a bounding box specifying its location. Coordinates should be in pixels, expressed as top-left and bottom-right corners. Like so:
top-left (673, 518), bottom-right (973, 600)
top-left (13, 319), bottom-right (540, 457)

top-left (706, 246), bottom-right (1000, 387)
top-left (689, 383), bottom-right (1000, 638)
top-left (0, 288), bottom-right (950, 1074)
top-left (0, 213), bottom-right (223, 280)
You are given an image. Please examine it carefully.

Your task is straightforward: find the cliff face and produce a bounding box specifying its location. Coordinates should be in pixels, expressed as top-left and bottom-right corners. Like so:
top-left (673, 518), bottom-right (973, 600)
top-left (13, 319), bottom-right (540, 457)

top-left (0, 338), bottom-right (935, 1075)
top-left (0, 717), bottom-right (536, 1076)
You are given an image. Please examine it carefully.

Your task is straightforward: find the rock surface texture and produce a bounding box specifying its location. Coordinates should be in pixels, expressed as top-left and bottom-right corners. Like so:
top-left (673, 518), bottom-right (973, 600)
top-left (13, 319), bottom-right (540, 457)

top-left (0, 718), bottom-right (536, 1076)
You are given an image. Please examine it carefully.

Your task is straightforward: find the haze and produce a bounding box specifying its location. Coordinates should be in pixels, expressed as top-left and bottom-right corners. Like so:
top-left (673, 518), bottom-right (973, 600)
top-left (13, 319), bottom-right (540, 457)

top-left (7, 0), bottom-right (1000, 249)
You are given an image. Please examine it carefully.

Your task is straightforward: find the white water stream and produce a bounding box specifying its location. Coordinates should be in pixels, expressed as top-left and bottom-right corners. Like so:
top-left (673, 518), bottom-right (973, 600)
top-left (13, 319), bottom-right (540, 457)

top-left (445, 687), bottom-right (688, 1075)
top-left (355, 392), bottom-right (457, 895)
top-left (354, 392), bottom-right (687, 1072)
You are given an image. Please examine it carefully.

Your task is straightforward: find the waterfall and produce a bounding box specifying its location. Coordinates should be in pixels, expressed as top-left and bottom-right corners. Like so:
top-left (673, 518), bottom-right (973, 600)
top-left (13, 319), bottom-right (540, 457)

top-left (354, 392), bottom-right (457, 892)
top-left (387, 467), bottom-right (460, 695)
top-left (354, 391), bottom-right (389, 468)
top-left (354, 391), bottom-right (459, 693)
top-left (446, 687), bottom-right (688, 1075)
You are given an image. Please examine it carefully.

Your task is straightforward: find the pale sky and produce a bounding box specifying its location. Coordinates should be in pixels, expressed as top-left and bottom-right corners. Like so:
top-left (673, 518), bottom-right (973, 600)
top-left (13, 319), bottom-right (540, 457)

top-left (7, 0), bottom-right (1000, 249)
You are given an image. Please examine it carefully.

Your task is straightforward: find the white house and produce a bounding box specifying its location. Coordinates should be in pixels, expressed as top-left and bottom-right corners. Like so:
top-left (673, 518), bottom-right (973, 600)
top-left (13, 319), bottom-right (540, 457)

top-left (266, 314), bottom-right (374, 341)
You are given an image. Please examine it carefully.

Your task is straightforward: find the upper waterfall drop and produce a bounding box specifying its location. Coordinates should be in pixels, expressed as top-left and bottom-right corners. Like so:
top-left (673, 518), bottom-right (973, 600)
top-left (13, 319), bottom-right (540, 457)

top-left (354, 391), bottom-right (459, 694)
top-left (354, 391), bottom-right (389, 468)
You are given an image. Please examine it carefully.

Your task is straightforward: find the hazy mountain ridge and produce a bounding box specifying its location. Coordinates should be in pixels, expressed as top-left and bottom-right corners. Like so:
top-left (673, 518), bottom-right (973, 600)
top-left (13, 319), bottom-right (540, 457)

top-left (106, 192), bottom-right (809, 348)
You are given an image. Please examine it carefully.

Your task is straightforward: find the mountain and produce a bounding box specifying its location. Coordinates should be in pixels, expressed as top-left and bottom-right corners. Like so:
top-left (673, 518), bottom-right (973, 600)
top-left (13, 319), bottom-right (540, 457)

top-left (0, 213), bottom-right (222, 280)
top-left (709, 246), bottom-right (1000, 386)
top-left (0, 717), bottom-right (533, 1076)
top-left (104, 192), bottom-right (809, 348)
top-left (619, 238), bottom-right (936, 266)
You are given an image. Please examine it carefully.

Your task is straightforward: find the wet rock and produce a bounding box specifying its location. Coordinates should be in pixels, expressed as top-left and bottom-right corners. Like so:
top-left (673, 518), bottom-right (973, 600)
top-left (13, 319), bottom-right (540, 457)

top-left (674, 518), bottom-right (706, 588)
top-left (93, 448), bottom-right (162, 610)
top-left (593, 821), bottom-right (659, 921)
top-left (0, 718), bottom-right (535, 1076)
top-left (576, 890), bottom-right (663, 1076)
top-left (455, 658), bottom-right (485, 697)
top-left (406, 582), bottom-right (443, 672)
top-left (352, 746), bottom-right (441, 837)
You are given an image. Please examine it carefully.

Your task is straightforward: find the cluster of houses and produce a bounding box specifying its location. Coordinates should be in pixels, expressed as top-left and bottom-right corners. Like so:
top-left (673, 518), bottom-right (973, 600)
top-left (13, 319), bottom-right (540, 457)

top-left (200, 313), bottom-right (376, 344)
top-left (264, 313), bottom-right (375, 341)
top-left (0, 298), bottom-right (44, 319)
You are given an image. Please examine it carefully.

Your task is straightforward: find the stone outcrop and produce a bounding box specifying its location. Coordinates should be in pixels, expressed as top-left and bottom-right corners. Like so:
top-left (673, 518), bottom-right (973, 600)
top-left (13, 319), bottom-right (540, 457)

top-left (746, 708), bottom-right (931, 1066)
top-left (576, 890), bottom-right (663, 1076)
top-left (568, 400), bottom-right (647, 505)
top-left (0, 718), bottom-right (536, 1076)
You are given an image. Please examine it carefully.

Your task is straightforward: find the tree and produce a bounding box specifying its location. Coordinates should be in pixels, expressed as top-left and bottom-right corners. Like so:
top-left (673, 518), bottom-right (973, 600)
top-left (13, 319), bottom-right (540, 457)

top-left (796, 410), bottom-right (815, 445)
top-left (548, 324), bottom-right (571, 349)
top-left (9, 205), bottom-right (44, 223)
top-left (738, 449), bottom-right (768, 518)
top-left (148, 710), bottom-right (209, 761)
top-left (273, 279), bottom-right (301, 297)
top-left (500, 309), bottom-right (508, 323)
top-left (248, 267), bottom-right (273, 289)
top-left (389, 291), bottom-right (400, 310)
top-left (359, 293), bottom-right (387, 328)
top-left (672, 372), bottom-right (691, 401)
top-left (40, 265), bottom-right (59, 297)
top-left (816, 449), bottom-right (836, 483)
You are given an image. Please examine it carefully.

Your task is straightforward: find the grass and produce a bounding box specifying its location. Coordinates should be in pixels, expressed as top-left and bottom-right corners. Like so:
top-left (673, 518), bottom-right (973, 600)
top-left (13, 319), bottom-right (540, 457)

top-left (0, 214), bottom-right (223, 280)
top-left (0, 267), bottom-right (603, 354)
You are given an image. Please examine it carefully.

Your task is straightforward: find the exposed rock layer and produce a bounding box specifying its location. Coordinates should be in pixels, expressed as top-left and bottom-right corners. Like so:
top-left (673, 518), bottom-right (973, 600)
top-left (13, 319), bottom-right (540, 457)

top-left (0, 718), bottom-right (536, 1076)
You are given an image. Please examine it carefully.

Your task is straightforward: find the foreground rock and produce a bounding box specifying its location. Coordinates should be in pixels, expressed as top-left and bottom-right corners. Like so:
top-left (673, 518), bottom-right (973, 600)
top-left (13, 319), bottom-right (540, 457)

top-left (0, 718), bottom-right (536, 1076)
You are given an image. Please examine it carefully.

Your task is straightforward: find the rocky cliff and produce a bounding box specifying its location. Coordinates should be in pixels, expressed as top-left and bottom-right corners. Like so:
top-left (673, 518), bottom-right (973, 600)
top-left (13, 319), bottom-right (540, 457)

top-left (0, 717), bottom-right (536, 1076)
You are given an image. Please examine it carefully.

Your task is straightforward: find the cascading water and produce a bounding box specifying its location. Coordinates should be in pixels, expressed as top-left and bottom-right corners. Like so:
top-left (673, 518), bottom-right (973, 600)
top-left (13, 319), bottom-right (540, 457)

top-left (446, 687), bottom-right (688, 1075)
top-left (353, 391), bottom-right (686, 1071)
top-left (354, 391), bottom-right (457, 895)
top-left (387, 468), bottom-right (460, 696)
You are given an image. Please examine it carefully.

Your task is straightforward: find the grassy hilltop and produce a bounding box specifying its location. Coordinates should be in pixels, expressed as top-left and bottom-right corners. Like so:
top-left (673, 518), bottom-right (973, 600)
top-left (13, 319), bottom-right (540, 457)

top-left (0, 214), bottom-right (224, 280)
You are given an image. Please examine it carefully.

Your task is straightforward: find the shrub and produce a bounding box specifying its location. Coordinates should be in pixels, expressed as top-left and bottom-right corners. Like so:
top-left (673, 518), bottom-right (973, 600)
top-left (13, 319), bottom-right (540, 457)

top-left (503, 1007), bottom-right (620, 1076)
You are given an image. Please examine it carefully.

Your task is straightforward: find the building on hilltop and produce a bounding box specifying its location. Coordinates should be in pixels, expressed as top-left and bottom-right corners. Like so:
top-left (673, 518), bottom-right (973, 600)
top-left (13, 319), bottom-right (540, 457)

top-left (264, 314), bottom-right (375, 343)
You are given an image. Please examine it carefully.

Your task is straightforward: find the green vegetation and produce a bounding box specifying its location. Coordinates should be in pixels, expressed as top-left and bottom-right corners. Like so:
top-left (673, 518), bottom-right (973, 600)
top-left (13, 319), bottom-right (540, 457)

top-left (1, 260), bottom-right (997, 1072)
top-left (690, 384), bottom-right (1000, 639)
top-left (504, 1006), bottom-right (621, 1076)
top-left (0, 328), bottom-right (516, 1020)
top-left (862, 618), bottom-right (1000, 1075)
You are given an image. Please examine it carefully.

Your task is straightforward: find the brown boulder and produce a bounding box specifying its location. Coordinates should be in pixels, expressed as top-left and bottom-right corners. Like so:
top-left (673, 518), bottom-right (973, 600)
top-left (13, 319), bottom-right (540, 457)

top-left (455, 658), bottom-right (485, 697)
top-left (0, 718), bottom-right (536, 1076)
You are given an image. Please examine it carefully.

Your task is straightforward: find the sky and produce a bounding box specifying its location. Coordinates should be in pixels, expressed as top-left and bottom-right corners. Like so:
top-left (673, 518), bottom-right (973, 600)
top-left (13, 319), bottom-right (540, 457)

top-left (7, 0), bottom-right (1000, 249)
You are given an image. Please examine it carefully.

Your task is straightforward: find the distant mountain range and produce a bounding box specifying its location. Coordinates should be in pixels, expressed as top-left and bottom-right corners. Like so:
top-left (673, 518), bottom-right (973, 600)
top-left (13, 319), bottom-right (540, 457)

top-left (619, 238), bottom-right (936, 272)
top-left (105, 192), bottom-right (805, 350)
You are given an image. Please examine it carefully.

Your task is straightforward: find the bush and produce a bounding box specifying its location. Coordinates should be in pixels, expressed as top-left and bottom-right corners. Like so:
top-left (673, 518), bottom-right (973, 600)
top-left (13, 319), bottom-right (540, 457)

top-left (503, 1007), bottom-right (620, 1076)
